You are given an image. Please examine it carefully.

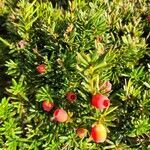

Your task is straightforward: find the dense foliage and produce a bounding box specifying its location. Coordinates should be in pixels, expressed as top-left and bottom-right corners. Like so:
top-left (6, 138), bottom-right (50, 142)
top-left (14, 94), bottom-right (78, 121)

top-left (0, 0), bottom-right (150, 149)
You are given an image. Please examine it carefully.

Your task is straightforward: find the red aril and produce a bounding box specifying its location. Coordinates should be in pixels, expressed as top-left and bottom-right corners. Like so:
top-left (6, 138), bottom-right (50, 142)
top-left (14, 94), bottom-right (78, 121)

top-left (36, 64), bottom-right (46, 74)
top-left (91, 94), bottom-right (110, 111)
top-left (42, 101), bottom-right (54, 112)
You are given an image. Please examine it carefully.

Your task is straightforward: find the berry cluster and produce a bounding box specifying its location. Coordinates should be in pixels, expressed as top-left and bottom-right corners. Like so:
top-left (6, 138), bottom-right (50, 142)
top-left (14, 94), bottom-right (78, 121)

top-left (36, 64), bottom-right (112, 143)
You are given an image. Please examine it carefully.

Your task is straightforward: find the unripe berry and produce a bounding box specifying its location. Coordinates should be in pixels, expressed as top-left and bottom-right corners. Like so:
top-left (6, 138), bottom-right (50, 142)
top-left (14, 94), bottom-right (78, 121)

top-left (100, 81), bottom-right (112, 93)
top-left (36, 64), bottom-right (46, 74)
top-left (91, 94), bottom-right (110, 110)
top-left (96, 36), bottom-right (103, 43)
top-left (105, 81), bottom-right (112, 93)
top-left (18, 40), bottom-right (27, 49)
top-left (53, 109), bottom-right (68, 123)
top-left (42, 101), bottom-right (54, 112)
top-left (91, 124), bottom-right (107, 143)
top-left (76, 128), bottom-right (87, 138)
top-left (66, 92), bottom-right (77, 102)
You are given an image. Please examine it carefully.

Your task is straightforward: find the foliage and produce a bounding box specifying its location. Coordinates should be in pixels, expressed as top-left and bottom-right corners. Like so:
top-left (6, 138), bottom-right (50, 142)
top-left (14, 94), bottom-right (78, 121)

top-left (0, 0), bottom-right (150, 149)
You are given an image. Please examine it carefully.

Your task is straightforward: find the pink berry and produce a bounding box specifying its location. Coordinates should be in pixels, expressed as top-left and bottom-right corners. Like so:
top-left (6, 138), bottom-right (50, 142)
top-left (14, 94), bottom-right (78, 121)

top-left (53, 109), bottom-right (68, 123)
top-left (18, 40), bottom-right (27, 49)
top-left (100, 81), bottom-right (112, 93)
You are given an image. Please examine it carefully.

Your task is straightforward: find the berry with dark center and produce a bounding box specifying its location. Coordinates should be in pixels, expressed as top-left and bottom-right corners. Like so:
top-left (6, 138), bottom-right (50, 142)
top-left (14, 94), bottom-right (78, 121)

top-left (91, 94), bottom-right (110, 111)
top-left (66, 92), bottom-right (77, 102)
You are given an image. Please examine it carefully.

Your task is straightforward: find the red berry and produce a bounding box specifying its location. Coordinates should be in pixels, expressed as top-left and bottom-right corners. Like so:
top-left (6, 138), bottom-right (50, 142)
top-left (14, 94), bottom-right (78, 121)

top-left (146, 14), bottom-right (150, 20)
top-left (91, 94), bottom-right (110, 110)
top-left (76, 128), bottom-right (87, 138)
top-left (42, 101), bottom-right (54, 112)
top-left (91, 124), bottom-right (107, 143)
top-left (36, 64), bottom-right (46, 74)
top-left (100, 81), bottom-right (112, 93)
top-left (66, 92), bottom-right (77, 102)
top-left (53, 109), bottom-right (68, 123)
